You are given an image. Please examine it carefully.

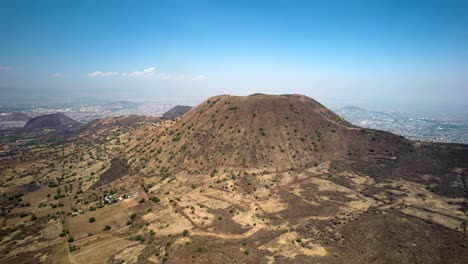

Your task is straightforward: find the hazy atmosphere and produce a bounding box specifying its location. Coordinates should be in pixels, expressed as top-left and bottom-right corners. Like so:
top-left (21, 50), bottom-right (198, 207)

top-left (1, 1), bottom-right (468, 264)
top-left (1, 0), bottom-right (467, 111)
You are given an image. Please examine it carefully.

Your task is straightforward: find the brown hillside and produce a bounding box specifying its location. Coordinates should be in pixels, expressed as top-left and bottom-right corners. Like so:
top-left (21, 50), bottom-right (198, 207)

top-left (124, 94), bottom-right (400, 175)
top-left (22, 113), bottom-right (81, 132)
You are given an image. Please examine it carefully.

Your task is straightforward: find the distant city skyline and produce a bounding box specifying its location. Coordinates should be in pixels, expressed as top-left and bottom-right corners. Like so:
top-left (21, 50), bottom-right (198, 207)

top-left (1, 0), bottom-right (467, 108)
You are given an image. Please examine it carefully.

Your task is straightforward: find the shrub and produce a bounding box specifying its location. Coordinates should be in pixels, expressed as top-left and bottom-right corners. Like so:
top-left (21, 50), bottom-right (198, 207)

top-left (69, 245), bottom-right (80, 252)
top-left (68, 237), bottom-right (74, 243)
top-left (130, 213), bottom-right (137, 220)
top-left (150, 196), bottom-right (160, 203)
top-left (103, 225), bottom-right (111, 231)
top-left (139, 198), bottom-right (145, 204)
top-left (89, 217), bottom-right (95, 223)
top-left (182, 229), bottom-right (189, 237)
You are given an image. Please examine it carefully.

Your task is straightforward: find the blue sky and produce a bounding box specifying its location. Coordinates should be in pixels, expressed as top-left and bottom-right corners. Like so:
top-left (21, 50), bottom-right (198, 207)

top-left (0, 0), bottom-right (467, 108)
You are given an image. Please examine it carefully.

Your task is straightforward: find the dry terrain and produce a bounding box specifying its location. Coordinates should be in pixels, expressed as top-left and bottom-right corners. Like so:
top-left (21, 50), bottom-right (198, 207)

top-left (0, 94), bottom-right (467, 263)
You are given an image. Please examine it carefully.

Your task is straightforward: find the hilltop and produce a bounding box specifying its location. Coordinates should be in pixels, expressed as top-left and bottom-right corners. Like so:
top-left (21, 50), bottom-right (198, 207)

top-left (125, 94), bottom-right (407, 175)
top-left (22, 113), bottom-right (82, 132)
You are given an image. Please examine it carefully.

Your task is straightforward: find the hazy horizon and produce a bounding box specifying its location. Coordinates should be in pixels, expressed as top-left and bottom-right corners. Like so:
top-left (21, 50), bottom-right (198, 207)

top-left (1, 0), bottom-right (467, 111)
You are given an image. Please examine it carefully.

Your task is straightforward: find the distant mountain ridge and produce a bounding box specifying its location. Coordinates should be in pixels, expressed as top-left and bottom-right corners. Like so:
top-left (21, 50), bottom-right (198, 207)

top-left (161, 105), bottom-right (193, 120)
top-left (22, 113), bottom-right (82, 132)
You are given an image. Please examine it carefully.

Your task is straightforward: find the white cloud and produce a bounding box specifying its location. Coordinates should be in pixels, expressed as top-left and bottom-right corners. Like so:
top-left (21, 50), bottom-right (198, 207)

top-left (86, 67), bottom-right (206, 81)
top-left (88, 71), bottom-right (120, 77)
top-left (125, 67), bottom-right (156, 77)
top-left (88, 67), bottom-right (155, 78)
top-left (0, 65), bottom-right (12, 71)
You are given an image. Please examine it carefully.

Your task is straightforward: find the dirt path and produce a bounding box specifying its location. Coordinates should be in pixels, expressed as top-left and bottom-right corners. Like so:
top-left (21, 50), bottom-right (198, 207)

top-left (70, 235), bottom-right (137, 262)
top-left (191, 225), bottom-right (263, 239)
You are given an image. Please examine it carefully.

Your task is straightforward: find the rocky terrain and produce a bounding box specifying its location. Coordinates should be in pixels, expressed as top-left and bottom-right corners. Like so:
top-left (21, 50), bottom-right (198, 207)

top-left (0, 94), bottom-right (467, 264)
